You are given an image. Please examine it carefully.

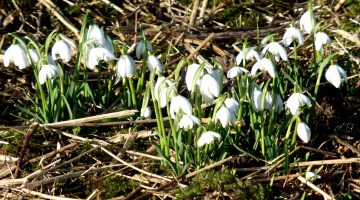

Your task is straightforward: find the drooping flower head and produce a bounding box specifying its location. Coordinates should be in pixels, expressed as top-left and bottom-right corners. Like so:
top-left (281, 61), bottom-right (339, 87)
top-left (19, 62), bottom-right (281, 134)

top-left (197, 131), bottom-right (221, 147)
top-left (315, 32), bottom-right (331, 51)
top-left (38, 64), bottom-right (62, 85)
top-left (226, 67), bottom-right (249, 79)
top-left (154, 77), bottom-right (176, 108)
top-left (297, 121), bottom-right (311, 143)
top-left (236, 48), bottom-right (261, 66)
top-left (261, 42), bottom-right (288, 62)
top-left (199, 73), bottom-right (220, 103)
top-left (87, 24), bottom-right (106, 46)
top-left (286, 93), bottom-right (311, 115)
top-left (325, 64), bottom-right (347, 88)
top-left (116, 55), bottom-right (135, 78)
top-left (52, 40), bottom-right (72, 63)
top-left (140, 106), bottom-right (151, 118)
top-left (136, 40), bottom-right (152, 59)
top-left (283, 27), bottom-right (304, 46)
top-left (87, 47), bottom-right (115, 70)
top-left (147, 55), bottom-right (163, 73)
top-left (300, 10), bottom-right (316, 34)
top-left (169, 95), bottom-right (192, 119)
top-left (215, 106), bottom-right (236, 128)
top-left (179, 114), bottom-right (200, 130)
top-left (251, 58), bottom-right (276, 78)
top-left (3, 44), bottom-right (30, 69)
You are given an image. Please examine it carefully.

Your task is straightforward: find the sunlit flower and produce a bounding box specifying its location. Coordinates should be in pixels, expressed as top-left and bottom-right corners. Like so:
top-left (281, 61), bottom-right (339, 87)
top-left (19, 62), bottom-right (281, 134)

top-left (315, 32), bottom-right (331, 51)
top-left (185, 63), bottom-right (203, 91)
top-left (136, 40), bottom-right (152, 59)
top-left (154, 77), bottom-right (175, 108)
top-left (305, 172), bottom-right (321, 181)
top-left (297, 121), bottom-right (311, 143)
top-left (38, 64), bottom-right (62, 85)
top-left (104, 37), bottom-right (114, 55)
top-left (215, 106), bottom-right (236, 128)
top-left (252, 89), bottom-right (265, 112)
top-left (170, 95), bottom-right (192, 119)
top-left (199, 73), bottom-right (220, 103)
top-left (283, 27), bottom-right (304, 46)
top-left (87, 47), bottom-right (115, 70)
top-left (224, 98), bottom-right (239, 114)
top-left (147, 55), bottom-right (163, 73)
top-left (179, 114), bottom-right (200, 130)
top-left (300, 11), bottom-right (315, 34)
top-left (236, 48), bottom-right (261, 66)
top-left (261, 42), bottom-right (288, 62)
top-left (3, 44), bottom-right (30, 69)
top-left (140, 106), bottom-right (151, 118)
top-left (87, 24), bottom-right (105, 46)
top-left (116, 55), bottom-right (135, 78)
top-left (286, 93), bottom-right (311, 115)
top-left (28, 49), bottom-right (40, 64)
top-left (226, 67), bottom-right (249, 79)
top-left (265, 93), bottom-right (284, 113)
top-left (251, 58), bottom-right (276, 78)
top-left (197, 131), bottom-right (221, 147)
top-left (325, 64), bottom-right (347, 88)
top-left (52, 40), bottom-right (72, 63)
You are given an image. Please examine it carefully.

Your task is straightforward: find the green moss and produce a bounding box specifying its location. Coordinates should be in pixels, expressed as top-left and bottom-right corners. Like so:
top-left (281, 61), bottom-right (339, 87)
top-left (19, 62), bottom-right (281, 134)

top-left (173, 169), bottom-right (268, 199)
top-left (100, 176), bottom-right (137, 199)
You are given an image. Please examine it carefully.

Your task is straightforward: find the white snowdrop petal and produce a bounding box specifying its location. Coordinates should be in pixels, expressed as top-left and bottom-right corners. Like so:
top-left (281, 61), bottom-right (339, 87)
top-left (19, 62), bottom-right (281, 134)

top-left (141, 107), bottom-right (151, 118)
top-left (197, 131), bottom-right (221, 147)
top-left (251, 58), bottom-right (276, 78)
top-left (3, 44), bottom-right (30, 69)
top-left (169, 95), bottom-right (192, 119)
top-left (186, 63), bottom-right (202, 91)
top-left (29, 48), bottom-right (40, 63)
top-left (287, 93), bottom-right (311, 115)
top-left (87, 24), bottom-right (105, 46)
top-left (224, 98), bottom-right (239, 113)
top-left (300, 11), bottom-right (315, 34)
top-left (136, 40), bottom-right (152, 59)
top-left (116, 55), bottom-right (135, 78)
top-left (199, 74), bottom-right (220, 103)
top-left (147, 55), bottom-right (163, 72)
top-left (297, 122), bottom-right (311, 143)
top-left (305, 172), bottom-right (321, 181)
top-left (52, 40), bottom-right (72, 63)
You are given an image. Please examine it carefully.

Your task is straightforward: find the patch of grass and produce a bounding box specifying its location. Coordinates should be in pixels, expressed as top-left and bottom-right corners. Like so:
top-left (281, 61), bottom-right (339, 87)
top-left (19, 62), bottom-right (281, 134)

top-left (99, 176), bottom-right (137, 199)
top-left (173, 169), bottom-right (268, 199)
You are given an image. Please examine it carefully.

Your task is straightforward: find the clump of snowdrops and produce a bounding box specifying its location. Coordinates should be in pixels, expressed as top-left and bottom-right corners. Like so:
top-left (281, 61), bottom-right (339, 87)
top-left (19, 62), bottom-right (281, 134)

top-left (2, 2), bottom-right (348, 175)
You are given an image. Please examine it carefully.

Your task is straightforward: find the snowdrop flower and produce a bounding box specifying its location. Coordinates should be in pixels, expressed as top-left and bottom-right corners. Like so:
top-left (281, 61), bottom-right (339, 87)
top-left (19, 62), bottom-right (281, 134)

top-left (325, 64), bottom-right (347, 88)
top-left (147, 55), bottom-right (163, 73)
top-left (283, 27), bottom-right (304, 46)
top-left (297, 122), bottom-right (311, 143)
top-left (179, 114), bottom-right (200, 130)
top-left (87, 47), bottom-right (115, 70)
top-left (140, 106), bottom-right (151, 118)
top-left (300, 11), bottom-right (315, 34)
top-left (224, 98), bottom-right (239, 114)
top-left (154, 77), bottom-right (175, 108)
top-left (305, 172), bottom-right (321, 181)
top-left (87, 24), bottom-right (105, 46)
top-left (261, 42), bottom-right (288, 62)
top-left (104, 37), bottom-right (114, 55)
top-left (286, 93), bottom-right (311, 115)
top-left (52, 40), bottom-right (72, 63)
top-left (215, 106), bottom-right (236, 128)
top-left (3, 44), bottom-right (30, 69)
top-left (28, 49), bottom-right (40, 64)
top-left (251, 58), bottom-right (276, 78)
top-left (236, 48), bottom-right (261, 66)
top-left (226, 67), bottom-right (249, 79)
top-left (38, 64), bottom-right (62, 85)
top-left (252, 89), bottom-right (265, 112)
top-left (197, 131), bottom-right (221, 147)
top-left (315, 32), bottom-right (331, 51)
top-left (265, 93), bottom-right (284, 113)
top-left (199, 73), bottom-right (220, 103)
top-left (169, 95), bottom-right (192, 119)
top-left (185, 63), bottom-right (203, 91)
top-left (116, 55), bottom-right (135, 78)
top-left (136, 40), bottom-right (152, 59)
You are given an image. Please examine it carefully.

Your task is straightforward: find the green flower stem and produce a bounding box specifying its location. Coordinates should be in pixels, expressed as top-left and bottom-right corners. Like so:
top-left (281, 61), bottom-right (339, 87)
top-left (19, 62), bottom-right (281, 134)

top-left (291, 119), bottom-right (300, 145)
top-left (285, 115), bottom-right (297, 139)
top-left (128, 77), bottom-right (138, 110)
top-left (166, 103), bottom-right (179, 167)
